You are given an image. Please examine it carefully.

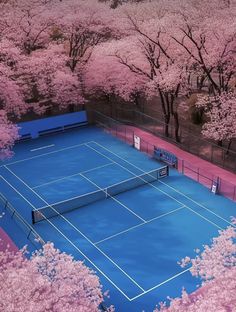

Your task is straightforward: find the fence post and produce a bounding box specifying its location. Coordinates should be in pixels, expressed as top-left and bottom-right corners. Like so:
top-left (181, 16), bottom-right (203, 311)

top-left (222, 149), bottom-right (225, 169)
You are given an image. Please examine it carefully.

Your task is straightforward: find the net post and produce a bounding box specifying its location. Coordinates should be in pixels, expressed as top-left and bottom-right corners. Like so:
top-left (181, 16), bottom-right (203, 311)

top-left (32, 210), bottom-right (35, 224)
top-left (158, 165), bottom-right (169, 178)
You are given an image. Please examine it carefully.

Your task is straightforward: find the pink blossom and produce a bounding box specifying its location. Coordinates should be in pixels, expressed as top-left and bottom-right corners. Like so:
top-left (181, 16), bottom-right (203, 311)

top-left (0, 242), bottom-right (112, 312)
top-left (154, 221), bottom-right (236, 312)
top-left (0, 110), bottom-right (19, 159)
top-left (196, 92), bottom-right (236, 142)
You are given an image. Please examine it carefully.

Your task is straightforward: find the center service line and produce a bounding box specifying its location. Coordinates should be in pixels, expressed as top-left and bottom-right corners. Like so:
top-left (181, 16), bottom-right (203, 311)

top-left (30, 144), bottom-right (55, 152)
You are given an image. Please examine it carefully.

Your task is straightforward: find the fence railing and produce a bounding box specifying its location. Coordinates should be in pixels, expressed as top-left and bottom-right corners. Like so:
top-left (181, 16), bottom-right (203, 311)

top-left (104, 107), bottom-right (236, 173)
top-left (91, 110), bottom-right (236, 202)
top-left (0, 192), bottom-right (45, 249)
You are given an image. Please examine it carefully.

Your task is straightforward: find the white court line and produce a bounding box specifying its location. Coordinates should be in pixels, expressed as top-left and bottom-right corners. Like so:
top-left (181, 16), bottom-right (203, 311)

top-left (158, 180), bottom-right (236, 228)
top-left (185, 206), bottom-right (223, 229)
top-left (0, 175), bottom-right (132, 301)
top-left (36, 188), bottom-right (104, 210)
top-left (90, 141), bottom-right (235, 228)
top-left (32, 163), bottom-right (114, 189)
top-left (129, 268), bottom-right (191, 301)
top-left (159, 181), bottom-right (236, 227)
top-left (35, 167), bottom-right (163, 214)
top-left (137, 178), bottom-right (223, 230)
top-left (82, 162), bottom-right (114, 174)
top-left (80, 172), bottom-right (146, 223)
top-left (2, 170), bottom-right (193, 302)
top-left (30, 144), bottom-right (55, 152)
top-left (2, 141), bottom-right (94, 167)
top-left (36, 167), bottom-right (159, 210)
top-left (0, 175), bottom-right (39, 211)
top-left (86, 144), bottom-right (185, 209)
top-left (86, 143), bottom-right (223, 230)
top-left (4, 140), bottom-right (231, 300)
top-left (4, 165), bottom-right (145, 294)
top-left (95, 206), bottom-right (186, 245)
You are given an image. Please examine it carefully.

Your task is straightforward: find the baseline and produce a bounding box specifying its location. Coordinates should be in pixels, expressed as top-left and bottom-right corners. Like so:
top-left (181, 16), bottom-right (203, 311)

top-left (2, 141), bottom-right (94, 167)
top-left (129, 268), bottom-right (191, 301)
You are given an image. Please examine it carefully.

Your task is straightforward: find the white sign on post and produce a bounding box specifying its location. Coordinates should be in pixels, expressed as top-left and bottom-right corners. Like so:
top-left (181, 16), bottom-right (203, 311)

top-left (134, 135), bottom-right (140, 150)
top-left (211, 180), bottom-right (218, 194)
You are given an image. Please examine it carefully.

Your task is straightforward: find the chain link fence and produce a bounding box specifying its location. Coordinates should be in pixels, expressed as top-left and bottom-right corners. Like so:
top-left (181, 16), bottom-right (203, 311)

top-left (107, 108), bottom-right (236, 173)
top-left (90, 110), bottom-right (236, 202)
top-left (0, 191), bottom-right (45, 249)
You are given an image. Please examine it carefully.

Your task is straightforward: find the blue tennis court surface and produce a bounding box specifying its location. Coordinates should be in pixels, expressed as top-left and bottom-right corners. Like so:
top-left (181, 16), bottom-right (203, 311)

top-left (0, 126), bottom-right (235, 311)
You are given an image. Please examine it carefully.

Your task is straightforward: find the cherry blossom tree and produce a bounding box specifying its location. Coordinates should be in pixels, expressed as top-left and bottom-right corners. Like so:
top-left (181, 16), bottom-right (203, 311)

top-left (196, 92), bottom-right (236, 149)
top-left (85, 40), bottom-right (147, 108)
top-left (0, 242), bottom-right (113, 312)
top-left (0, 0), bottom-right (116, 156)
top-left (103, 8), bottom-right (191, 141)
top-left (0, 37), bottom-right (28, 117)
top-left (170, 0), bottom-right (236, 95)
top-left (0, 110), bottom-right (19, 159)
top-left (0, 0), bottom-right (235, 154)
top-left (0, 40), bottom-right (27, 157)
top-left (154, 219), bottom-right (236, 312)
top-left (54, 0), bottom-right (120, 73)
top-left (4, 0), bottom-right (120, 114)
top-left (112, 0), bottom-right (236, 142)
top-left (18, 44), bottom-right (85, 113)
top-left (4, 0), bottom-right (58, 55)
top-left (0, 72), bottom-right (27, 117)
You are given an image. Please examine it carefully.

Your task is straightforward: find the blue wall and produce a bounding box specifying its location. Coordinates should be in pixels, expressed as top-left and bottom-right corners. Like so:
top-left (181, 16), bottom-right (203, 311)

top-left (18, 111), bottom-right (88, 139)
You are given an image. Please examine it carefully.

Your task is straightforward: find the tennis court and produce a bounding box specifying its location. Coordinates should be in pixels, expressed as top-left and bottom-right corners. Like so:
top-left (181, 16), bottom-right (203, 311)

top-left (0, 125), bottom-right (236, 311)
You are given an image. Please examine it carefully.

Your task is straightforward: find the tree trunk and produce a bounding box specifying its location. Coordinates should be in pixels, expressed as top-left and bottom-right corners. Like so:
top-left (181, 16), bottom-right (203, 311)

top-left (226, 139), bottom-right (232, 155)
top-left (164, 113), bottom-right (170, 137)
top-left (173, 112), bottom-right (181, 142)
top-left (104, 93), bottom-right (112, 118)
top-left (159, 89), bottom-right (171, 138)
top-left (169, 91), bottom-right (180, 143)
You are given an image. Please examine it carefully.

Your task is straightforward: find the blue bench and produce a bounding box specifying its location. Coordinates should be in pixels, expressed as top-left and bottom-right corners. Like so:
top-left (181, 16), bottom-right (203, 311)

top-left (153, 147), bottom-right (178, 168)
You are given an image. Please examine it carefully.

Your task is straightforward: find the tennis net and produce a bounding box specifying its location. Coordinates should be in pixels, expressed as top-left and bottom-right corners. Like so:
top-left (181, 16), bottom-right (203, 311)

top-left (32, 165), bottom-right (169, 223)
